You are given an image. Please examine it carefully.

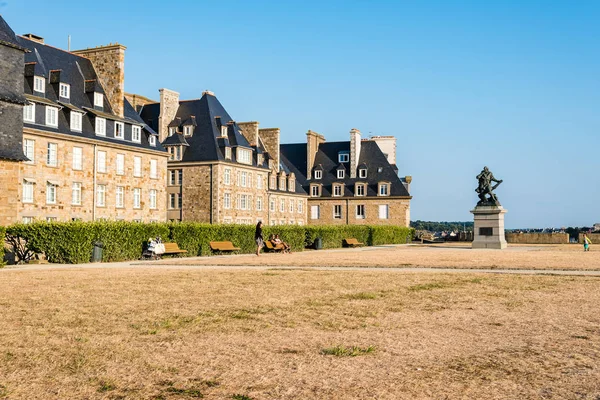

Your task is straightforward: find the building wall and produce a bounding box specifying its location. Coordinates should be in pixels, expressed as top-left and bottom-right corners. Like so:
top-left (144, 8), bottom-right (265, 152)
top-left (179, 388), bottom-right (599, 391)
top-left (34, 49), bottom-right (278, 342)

top-left (307, 198), bottom-right (410, 226)
top-left (506, 232), bottom-right (569, 244)
top-left (19, 129), bottom-right (167, 222)
top-left (181, 165), bottom-right (213, 223)
top-left (0, 160), bottom-right (20, 225)
top-left (267, 192), bottom-right (307, 226)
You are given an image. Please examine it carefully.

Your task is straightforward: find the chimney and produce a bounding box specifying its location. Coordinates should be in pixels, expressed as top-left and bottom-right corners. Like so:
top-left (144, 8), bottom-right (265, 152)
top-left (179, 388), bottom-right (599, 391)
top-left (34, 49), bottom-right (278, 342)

top-left (403, 176), bottom-right (412, 192)
top-left (72, 43), bottom-right (127, 117)
top-left (157, 88), bottom-right (180, 143)
top-left (238, 121), bottom-right (259, 147)
top-left (370, 135), bottom-right (397, 165)
top-left (349, 128), bottom-right (361, 178)
top-left (258, 128), bottom-right (281, 173)
top-left (306, 130), bottom-right (326, 179)
top-left (22, 33), bottom-right (44, 44)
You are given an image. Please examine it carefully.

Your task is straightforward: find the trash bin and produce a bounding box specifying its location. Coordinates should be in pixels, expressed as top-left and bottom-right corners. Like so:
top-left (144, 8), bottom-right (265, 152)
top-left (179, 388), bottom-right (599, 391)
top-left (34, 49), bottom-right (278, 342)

top-left (92, 241), bottom-right (103, 262)
top-left (315, 237), bottom-right (323, 250)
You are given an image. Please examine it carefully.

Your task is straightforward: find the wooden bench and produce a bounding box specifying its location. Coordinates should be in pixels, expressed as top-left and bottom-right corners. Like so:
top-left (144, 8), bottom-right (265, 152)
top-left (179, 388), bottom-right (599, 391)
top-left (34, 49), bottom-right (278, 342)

top-left (209, 241), bottom-right (240, 253)
top-left (344, 238), bottom-right (364, 247)
top-left (264, 240), bottom-right (285, 253)
top-left (163, 242), bottom-right (188, 255)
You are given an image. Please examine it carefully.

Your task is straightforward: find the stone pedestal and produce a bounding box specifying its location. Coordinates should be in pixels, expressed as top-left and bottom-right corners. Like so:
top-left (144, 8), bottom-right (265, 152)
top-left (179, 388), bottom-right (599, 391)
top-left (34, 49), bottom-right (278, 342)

top-left (470, 206), bottom-right (507, 249)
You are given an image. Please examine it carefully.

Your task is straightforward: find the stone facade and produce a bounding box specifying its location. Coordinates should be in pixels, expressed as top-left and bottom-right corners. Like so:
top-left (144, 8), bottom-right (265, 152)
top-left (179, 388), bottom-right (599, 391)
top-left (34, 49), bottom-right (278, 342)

top-left (19, 128), bottom-right (167, 222)
top-left (306, 130), bottom-right (325, 180)
top-left (307, 198), bottom-right (409, 226)
top-left (72, 44), bottom-right (126, 117)
top-left (0, 160), bottom-right (21, 225)
top-left (158, 89), bottom-right (180, 143)
top-left (124, 92), bottom-right (156, 113)
top-left (506, 232), bottom-right (569, 244)
top-left (259, 128), bottom-right (280, 172)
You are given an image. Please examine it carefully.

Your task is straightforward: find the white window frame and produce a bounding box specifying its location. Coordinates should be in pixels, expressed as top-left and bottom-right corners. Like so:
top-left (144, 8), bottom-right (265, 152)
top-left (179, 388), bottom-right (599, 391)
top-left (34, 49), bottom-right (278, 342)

top-left (33, 76), bottom-right (45, 93)
top-left (133, 156), bottom-right (142, 177)
top-left (334, 204), bottom-right (342, 219)
top-left (311, 185), bottom-right (320, 197)
top-left (72, 147), bottom-right (83, 170)
top-left (311, 205), bottom-right (320, 220)
top-left (270, 198), bottom-right (275, 212)
top-left (150, 159), bottom-right (158, 179)
top-left (132, 126), bottom-right (142, 143)
top-left (237, 148), bottom-right (252, 165)
top-left (184, 125), bottom-right (193, 136)
top-left (59, 83), bottom-right (70, 99)
top-left (256, 196), bottom-right (263, 211)
top-left (359, 168), bottom-right (367, 179)
top-left (337, 170), bottom-right (345, 179)
top-left (290, 200), bottom-right (294, 213)
top-left (23, 139), bottom-right (35, 163)
top-left (314, 170), bottom-right (322, 180)
top-left (45, 106), bottom-right (58, 127)
top-left (333, 185), bottom-right (343, 197)
top-left (72, 182), bottom-right (82, 205)
top-left (379, 204), bottom-right (389, 219)
top-left (279, 177), bottom-right (286, 191)
top-left (23, 103), bottom-right (35, 123)
top-left (339, 153), bottom-right (349, 163)
top-left (149, 189), bottom-right (157, 209)
top-left (96, 184), bottom-right (106, 207)
top-left (148, 135), bottom-right (156, 147)
top-left (223, 192), bottom-right (231, 209)
top-left (116, 186), bottom-right (124, 208)
top-left (356, 184), bottom-right (366, 196)
top-left (379, 183), bottom-right (389, 196)
top-left (133, 188), bottom-right (141, 209)
top-left (97, 151), bottom-right (107, 173)
top-left (114, 122), bottom-right (124, 140)
top-left (257, 174), bottom-right (263, 189)
top-left (221, 125), bottom-right (228, 137)
top-left (94, 92), bottom-right (103, 107)
top-left (95, 117), bottom-right (106, 136)
top-left (23, 180), bottom-right (34, 203)
top-left (356, 204), bottom-right (366, 219)
top-left (70, 111), bottom-right (82, 132)
top-left (225, 147), bottom-right (232, 159)
top-left (298, 200), bottom-right (303, 214)
top-left (241, 171), bottom-right (247, 187)
top-left (116, 154), bottom-right (125, 175)
top-left (46, 182), bottom-right (57, 204)
top-left (169, 193), bottom-right (176, 209)
top-left (280, 199), bottom-right (285, 212)
top-left (47, 143), bottom-right (57, 167)
top-left (224, 168), bottom-right (231, 185)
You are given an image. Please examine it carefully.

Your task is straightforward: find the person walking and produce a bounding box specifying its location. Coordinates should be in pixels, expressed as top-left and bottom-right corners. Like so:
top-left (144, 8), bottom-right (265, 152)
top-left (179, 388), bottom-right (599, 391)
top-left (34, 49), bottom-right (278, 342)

top-left (583, 234), bottom-right (592, 252)
top-left (255, 221), bottom-right (264, 256)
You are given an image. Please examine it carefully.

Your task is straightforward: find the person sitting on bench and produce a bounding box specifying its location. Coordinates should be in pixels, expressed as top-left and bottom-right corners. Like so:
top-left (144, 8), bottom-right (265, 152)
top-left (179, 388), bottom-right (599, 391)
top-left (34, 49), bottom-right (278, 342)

top-left (273, 234), bottom-right (291, 254)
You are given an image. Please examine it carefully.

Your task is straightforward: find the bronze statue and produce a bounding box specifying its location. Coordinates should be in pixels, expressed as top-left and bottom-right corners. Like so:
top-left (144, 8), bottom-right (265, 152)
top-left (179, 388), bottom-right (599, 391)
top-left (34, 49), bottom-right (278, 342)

top-left (476, 166), bottom-right (502, 206)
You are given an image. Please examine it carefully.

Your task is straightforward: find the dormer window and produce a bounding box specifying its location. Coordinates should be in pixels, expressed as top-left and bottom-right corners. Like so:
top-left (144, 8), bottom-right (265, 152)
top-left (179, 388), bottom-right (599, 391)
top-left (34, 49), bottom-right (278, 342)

top-left (169, 127), bottom-right (176, 136)
top-left (23, 103), bottom-right (35, 123)
top-left (45, 106), bottom-right (58, 128)
top-left (184, 125), bottom-right (193, 136)
top-left (34, 76), bottom-right (45, 93)
top-left (279, 177), bottom-right (286, 191)
top-left (59, 83), bottom-right (70, 99)
top-left (95, 117), bottom-right (106, 136)
top-left (338, 152), bottom-right (349, 163)
top-left (314, 170), bottom-right (322, 180)
top-left (94, 92), bottom-right (104, 107)
top-left (114, 122), bottom-right (124, 139)
top-left (359, 168), bottom-right (367, 179)
top-left (70, 111), bottom-right (82, 132)
top-left (132, 126), bottom-right (142, 143)
top-left (237, 148), bottom-right (252, 165)
top-left (337, 170), bottom-right (345, 179)
top-left (221, 125), bottom-right (228, 137)
top-left (270, 176), bottom-right (277, 189)
top-left (289, 176), bottom-right (295, 192)
top-left (310, 184), bottom-right (321, 197)
top-left (225, 147), bottom-right (232, 159)
top-left (149, 135), bottom-right (156, 147)
top-left (333, 184), bottom-right (343, 197)
top-left (257, 154), bottom-right (263, 166)
top-left (355, 183), bottom-right (366, 196)
top-left (378, 183), bottom-right (390, 196)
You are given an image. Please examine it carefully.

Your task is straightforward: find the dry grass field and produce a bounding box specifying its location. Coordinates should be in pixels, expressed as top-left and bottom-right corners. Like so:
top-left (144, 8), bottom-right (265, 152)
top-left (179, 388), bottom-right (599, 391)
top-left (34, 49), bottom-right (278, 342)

top-left (1, 264), bottom-right (599, 399)
top-left (154, 243), bottom-right (600, 271)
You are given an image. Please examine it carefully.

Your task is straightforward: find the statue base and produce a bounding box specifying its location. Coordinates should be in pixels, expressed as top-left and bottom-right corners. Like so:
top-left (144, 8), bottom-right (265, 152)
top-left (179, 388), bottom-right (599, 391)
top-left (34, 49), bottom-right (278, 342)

top-left (470, 206), bottom-right (507, 249)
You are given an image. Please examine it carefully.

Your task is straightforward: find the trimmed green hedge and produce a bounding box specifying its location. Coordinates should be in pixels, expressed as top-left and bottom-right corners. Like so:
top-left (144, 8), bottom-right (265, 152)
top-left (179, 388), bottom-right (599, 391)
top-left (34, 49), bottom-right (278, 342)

top-left (0, 225), bottom-right (5, 267)
top-left (304, 225), bottom-right (371, 249)
top-left (370, 226), bottom-right (414, 246)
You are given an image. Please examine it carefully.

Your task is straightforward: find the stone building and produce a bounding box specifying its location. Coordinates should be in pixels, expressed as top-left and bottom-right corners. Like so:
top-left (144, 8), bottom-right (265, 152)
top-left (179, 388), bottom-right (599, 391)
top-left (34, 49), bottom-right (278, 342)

top-left (138, 90), bottom-right (308, 225)
top-left (281, 129), bottom-right (412, 226)
top-left (0, 16), bottom-right (168, 223)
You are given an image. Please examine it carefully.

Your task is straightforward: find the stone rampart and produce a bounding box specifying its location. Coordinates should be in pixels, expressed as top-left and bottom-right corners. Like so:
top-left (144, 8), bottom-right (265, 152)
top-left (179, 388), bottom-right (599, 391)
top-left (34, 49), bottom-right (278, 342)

top-left (505, 232), bottom-right (569, 244)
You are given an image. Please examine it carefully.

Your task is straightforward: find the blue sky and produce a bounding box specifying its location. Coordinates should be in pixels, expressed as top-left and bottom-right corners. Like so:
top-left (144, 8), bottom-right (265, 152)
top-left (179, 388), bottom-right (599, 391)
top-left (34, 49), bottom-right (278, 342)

top-left (2, 1), bottom-right (599, 228)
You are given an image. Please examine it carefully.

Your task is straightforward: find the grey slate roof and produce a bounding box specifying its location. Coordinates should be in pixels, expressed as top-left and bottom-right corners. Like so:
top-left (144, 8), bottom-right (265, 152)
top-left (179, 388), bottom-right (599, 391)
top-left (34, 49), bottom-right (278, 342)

top-left (280, 140), bottom-right (410, 198)
top-left (0, 15), bottom-right (26, 51)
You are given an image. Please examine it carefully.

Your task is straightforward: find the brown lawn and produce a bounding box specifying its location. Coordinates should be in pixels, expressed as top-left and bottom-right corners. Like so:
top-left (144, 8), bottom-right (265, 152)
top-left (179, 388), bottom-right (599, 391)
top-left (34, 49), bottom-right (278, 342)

top-left (0, 266), bottom-right (599, 399)
top-left (153, 243), bottom-right (600, 271)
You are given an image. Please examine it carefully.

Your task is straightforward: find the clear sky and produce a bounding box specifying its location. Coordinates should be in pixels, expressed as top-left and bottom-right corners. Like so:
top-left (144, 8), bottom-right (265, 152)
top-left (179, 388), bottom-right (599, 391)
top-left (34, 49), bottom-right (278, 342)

top-left (2, 0), bottom-right (599, 228)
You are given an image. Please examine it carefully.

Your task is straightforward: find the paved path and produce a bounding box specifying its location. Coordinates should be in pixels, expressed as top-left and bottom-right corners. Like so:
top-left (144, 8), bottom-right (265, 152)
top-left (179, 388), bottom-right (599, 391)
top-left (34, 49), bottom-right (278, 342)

top-left (2, 261), bottom-right (600, 277)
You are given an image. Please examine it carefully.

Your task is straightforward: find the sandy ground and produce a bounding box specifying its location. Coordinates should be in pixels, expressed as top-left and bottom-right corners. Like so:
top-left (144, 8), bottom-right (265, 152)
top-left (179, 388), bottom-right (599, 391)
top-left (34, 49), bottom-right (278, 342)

top-left (0, 265), bottom-right (599, 399)
top-left (148, 243), bottom-right (600, 271)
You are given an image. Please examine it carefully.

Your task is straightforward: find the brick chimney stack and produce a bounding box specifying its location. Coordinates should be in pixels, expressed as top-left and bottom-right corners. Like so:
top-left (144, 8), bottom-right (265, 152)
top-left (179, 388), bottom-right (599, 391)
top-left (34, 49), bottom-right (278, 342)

top-left (370, 135), bottom-right (397, 165)
top-left (72, 43), bottom-right (126, 117)
top-left (306, 130), bottom-right (325, 179)
top-left (349, 128), bottom-right (361, 178)
top-left (158, 88), bottom-right (180, 143)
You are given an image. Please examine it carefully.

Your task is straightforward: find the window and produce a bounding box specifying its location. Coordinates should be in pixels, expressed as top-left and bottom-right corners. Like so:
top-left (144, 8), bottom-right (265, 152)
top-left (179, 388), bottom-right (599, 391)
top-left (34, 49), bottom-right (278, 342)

top-left (184, 125), bottom-right (193, 136)
top-left (379, 183), bottom-right (389, 196)
top-left (45, 106), bottom-right (58, 127)
top-left (225, 147), bottom-right (232, 159)
top-left (223, 193), bottom-right (231, 209)
top-left (46, 182), bottom-right (57, 204)
top-left (178, 170), bottom-right (183, 184)
top-left (379, 204), bottom-right (389, 219)
top-left (132, 126), bottom-right (142, 143)
top-left (339, 153), bottom-right (349, 163)
top-left (356, 184), bottom-right (365, 196)
top-left (257, 196), bottom-right (263, 211)
top-left (59, 83), bottom-right (70, 99)
top-left (149, 189), bottom-right (157, 209)
top-left (337, 170), bottom-right (345, 179)
top-left (311, 205), bottom-right (320, 220)
top-left (222, 168), bottom-right (231, 185)
top-left (23, 103), bottom-right (35, 123)
top-left (241, 171), bottom-right (247, 187)
top-left (270, 176), bottom-right (276, 189)
top-left (116, 186), bottom-right (124, 208)
top-left (94, 92), bottom-right (103, 107)
top-left (221, 125), bottom-right (228, 137)
top-left (169, 170), bottom-right (176, 185)
top-left (133, 188), bottom-right (141, 208)
top-left (97, 151), bottom-right (107, 173)
top-left (46, 217), bottom-right (57, 222)
top-left (175, 146), bottom-right (182, 161)
top-left (314, 170), bottom-right (322, 180)
top-left (289, 178), bottom-right (295, 192)
top-left (34, 76), bottom-right (45, 93)
top-left (257, 174), bottom-right (263, 189)
top-left (23, 139), bottom-right (35, 163)
top-left (95, 117), bottom-right (106, 136)
top-left (279, 177), bottom-right (286, 191)
top-left (169, 194), bottom-right (176, 209)
top-left (257, 154), bottom-right (263, 165)
top-left (311, 185), bottom-right (320, 197)
top-left (114, 122), bottom-right (124, 139)
top-left (47, 143), bottom-right (57, 166)
top-left (149, 135), bottom-right (156, 147)
top-left (133, 156), bottom-right (142, 177)
top-left (22, 216), bottom-right (34, 224)
top-left (270, 198), bottom-right (275, 212)
top-left (96, 184), bottom-right (106, 207)
top-left (240, 194), bottom-right (249, 210)
top-left (23, 180), bottom-right (34, 203)
top-left (150, 159), bottom-right (158, 179)
top-left (116, 154), bottom-right (125, 175)
top-left (238, 148), bottom-right (252, 164)
top-left (72, 182), bottom-right (82, 205)
top-left (359, 168), bottom-right (367, 179)
top-left (334, 205), bottom-right (342, 219)
top-left (72, 147), bottom-right (83, 170)
top-left (70, 111), bottom-right (82, 132)
top-left (356, 204), bottom-right (366, 219)
top-left (298, 200), bottom-right (303, 213)
top-left (333, 185), bottom-right (343, 197)
top-left (280, 199), bottom-right (285, 212)
top-left (169, 127), bottom-right (176, 136)
top-left (177, 193), bottom-right (182, 209)
top-left (377, 167), bottom-right (383, 173)
top-left (290, 201), bottom-right (294, 213)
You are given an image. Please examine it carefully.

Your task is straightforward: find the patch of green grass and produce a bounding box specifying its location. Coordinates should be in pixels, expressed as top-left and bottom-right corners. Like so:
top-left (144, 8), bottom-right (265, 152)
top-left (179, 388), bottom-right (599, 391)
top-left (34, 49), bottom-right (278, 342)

top-left (321, 345), bottom-right (377, 357)
top-left (408, 282), bottom-right (448, 291)
top-left (344, 292), bottom-right (379, 300)
top-left (97, 379), bottom-right (116, 392)
top-left (232, 395), bottom-right (253, 400)
top-left (165, 386), bottom-right (203, 397)
top-left (0, 384), bottom-right (10, 397)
